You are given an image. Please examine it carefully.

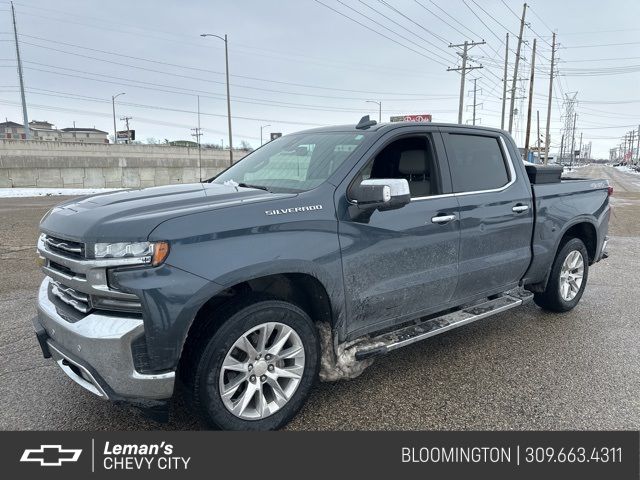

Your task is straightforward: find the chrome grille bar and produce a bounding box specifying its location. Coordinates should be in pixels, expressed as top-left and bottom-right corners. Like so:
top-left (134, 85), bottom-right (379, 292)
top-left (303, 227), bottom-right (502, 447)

top-left (51, 281), bottom-right (91, 314)
top-left (44, 236), bottom-right (83, 254)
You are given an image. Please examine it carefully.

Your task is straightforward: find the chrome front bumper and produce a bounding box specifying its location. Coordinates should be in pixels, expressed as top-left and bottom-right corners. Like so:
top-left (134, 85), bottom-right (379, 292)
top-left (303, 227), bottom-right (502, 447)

top-left (34, 277), bottom-right (175, 401)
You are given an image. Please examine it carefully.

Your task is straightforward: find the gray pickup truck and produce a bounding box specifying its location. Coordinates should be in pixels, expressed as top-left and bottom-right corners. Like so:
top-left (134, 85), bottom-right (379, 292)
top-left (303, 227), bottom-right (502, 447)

top-left (33, 118), bottom-right (610, 430)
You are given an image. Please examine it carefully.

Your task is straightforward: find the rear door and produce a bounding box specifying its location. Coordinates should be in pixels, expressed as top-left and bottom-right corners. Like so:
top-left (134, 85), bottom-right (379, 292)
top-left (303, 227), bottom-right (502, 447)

top-left (441, 128), bottom-right (533, 301)
top-left (336, 127), bottom-right (461, 338)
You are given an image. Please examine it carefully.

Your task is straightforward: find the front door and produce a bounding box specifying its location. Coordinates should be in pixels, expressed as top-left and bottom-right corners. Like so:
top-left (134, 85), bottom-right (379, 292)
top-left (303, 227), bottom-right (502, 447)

top-left (337, 130), bottom-right (461, 339)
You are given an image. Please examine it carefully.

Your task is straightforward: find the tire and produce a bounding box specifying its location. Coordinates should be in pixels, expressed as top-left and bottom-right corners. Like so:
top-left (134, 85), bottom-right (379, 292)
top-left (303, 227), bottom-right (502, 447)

top-left (182, 294), bottom-right (319, 430)
top-left (534, 237), bottom-right (589, 312)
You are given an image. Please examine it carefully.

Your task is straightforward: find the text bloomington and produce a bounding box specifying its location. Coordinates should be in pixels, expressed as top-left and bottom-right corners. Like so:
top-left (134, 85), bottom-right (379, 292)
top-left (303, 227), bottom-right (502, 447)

top-left (402, 446), bottom-right (512, 464)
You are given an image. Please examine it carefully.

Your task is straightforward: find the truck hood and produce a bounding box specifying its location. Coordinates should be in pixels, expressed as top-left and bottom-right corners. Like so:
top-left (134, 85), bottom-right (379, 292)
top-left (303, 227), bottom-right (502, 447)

top-left (40, 183), bottom-right (292, 243)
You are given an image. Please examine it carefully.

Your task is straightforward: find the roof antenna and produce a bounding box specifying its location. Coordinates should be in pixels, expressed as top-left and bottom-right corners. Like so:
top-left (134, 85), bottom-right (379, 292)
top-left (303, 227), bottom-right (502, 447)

top-left (356, 115), bottom-right (377, 130)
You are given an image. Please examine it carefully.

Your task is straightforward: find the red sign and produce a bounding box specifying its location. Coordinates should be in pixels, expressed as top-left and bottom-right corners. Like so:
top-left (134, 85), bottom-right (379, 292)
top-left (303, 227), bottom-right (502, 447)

top-left (390, 114), bottom-right (432, 123)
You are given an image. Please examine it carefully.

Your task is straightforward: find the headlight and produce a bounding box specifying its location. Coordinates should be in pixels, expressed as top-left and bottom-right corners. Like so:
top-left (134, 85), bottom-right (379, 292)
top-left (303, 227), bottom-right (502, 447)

top-left (92, 241), bottom-right (170, 266)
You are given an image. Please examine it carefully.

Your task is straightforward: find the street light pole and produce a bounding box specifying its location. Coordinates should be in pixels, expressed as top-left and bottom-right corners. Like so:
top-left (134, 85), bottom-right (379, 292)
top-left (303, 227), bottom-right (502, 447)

top-left (260, 124), bottom-right (271, 146)
top-left (366, 100), bottom-right (382, 123)
top-left (111, 92), bottom-right (125, 144)
top-left (201, 33), bottom-right (233, 166)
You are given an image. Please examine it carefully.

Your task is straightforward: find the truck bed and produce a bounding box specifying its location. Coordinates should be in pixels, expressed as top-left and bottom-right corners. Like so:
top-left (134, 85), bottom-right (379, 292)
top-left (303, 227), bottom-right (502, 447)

top-left (524, 178), bottom-right (610, 286)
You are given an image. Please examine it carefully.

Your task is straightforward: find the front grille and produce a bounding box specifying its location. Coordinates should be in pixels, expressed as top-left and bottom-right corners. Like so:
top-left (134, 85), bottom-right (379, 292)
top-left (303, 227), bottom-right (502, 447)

top-left (44, 235), bottom-right (85, 259)
top-left (39, 232), bottom-right (143, 319)
top-left (50, 280), bottom-right (92, 314)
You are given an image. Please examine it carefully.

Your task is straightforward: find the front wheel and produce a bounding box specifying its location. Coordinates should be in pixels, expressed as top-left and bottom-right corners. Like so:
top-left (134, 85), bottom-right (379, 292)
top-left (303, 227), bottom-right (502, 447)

top-left (184, 296), bottom-right (319, 430)
top-left (534, 237), bottom-right (589, 312)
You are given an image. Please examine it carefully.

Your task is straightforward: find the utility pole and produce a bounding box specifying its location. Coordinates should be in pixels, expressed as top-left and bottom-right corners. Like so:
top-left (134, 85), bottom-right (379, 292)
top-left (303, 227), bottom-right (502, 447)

top-left (578, 132), bottom-right (583, 164)
top-left (523, 38), bottom-right (537, 162)
top-left (111, 92), bottom-right (125, 144)
top-left (200, 33), bottom-right (233, 165)
top-left (559, 133), bottom-right (564, 165)
top-left (467, 78), bottom-right (482, 125)
top-left (195, 95), bottom-right (202, 181)
top-left (569, 112), bottom-right (577, 171)
top-left (223, 35), bottom-right (233, 165)
top-left (501, 33), bottom-right (509, 130)
top-left (120, 116), bottom-right (132, 144)
top-left (472, 78), bottom-right (477, 125)
top-left (366, 100), bottom-right (382, 123)
top-left (561, 92), bottom-right (578, 166)
top-left (191, 127), bottom-right (203, 182)
top-left (636, 125), bottom-right (640, 164)
top-left (536, 110), bottom-right (541, 162)
top-left (544, 31), bottom-right (556, 165)
top-left (508, 3), bottom-right (527, 134)
top-left (11, 2), bottom-right (29, 139)
top-left (448, 40), bottom-right (485, 124)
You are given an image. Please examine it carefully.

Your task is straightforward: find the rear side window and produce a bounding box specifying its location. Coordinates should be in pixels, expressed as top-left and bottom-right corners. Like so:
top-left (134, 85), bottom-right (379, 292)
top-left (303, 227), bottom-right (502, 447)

top-left (445, 134), bottom-right (510, 193)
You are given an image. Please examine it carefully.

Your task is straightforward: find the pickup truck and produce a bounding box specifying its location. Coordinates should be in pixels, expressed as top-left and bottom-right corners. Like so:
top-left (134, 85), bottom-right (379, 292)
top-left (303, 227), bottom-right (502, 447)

top-left (33, 118), bottom-right (610, 430)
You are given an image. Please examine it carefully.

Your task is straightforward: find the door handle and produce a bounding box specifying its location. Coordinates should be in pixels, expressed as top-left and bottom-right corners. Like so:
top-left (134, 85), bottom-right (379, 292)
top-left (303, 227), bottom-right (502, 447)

top-left (431, 214), bottom-right (457, 224)
top-left (512, 204), bottom-right (529, 213)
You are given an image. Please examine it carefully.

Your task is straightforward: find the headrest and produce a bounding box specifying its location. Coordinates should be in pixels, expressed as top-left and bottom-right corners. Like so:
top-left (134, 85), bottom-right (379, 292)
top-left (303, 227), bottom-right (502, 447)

top-left (398, 150), bottom-right (426, 175)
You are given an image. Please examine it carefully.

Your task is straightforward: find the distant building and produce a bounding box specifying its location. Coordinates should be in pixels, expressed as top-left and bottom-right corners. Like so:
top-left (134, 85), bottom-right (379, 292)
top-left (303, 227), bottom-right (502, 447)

top-left (29, 120), bottom-right (59, 141)
top-left (60, 127), bottom-right (109, 144)
top-left (0, 121), bottom-right (28, 140)
top-left (0, 120), bottom-right (109, 143)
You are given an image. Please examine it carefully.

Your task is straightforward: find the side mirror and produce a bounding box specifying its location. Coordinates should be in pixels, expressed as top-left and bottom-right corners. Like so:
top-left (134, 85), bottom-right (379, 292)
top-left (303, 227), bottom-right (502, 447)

top-left (351, 178), bottom-right (411, 211)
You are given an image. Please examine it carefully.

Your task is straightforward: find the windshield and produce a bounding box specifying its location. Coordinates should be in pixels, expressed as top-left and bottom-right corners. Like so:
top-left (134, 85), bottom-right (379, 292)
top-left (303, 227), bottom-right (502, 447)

top-left (212, 132), bottom-right (367, 193)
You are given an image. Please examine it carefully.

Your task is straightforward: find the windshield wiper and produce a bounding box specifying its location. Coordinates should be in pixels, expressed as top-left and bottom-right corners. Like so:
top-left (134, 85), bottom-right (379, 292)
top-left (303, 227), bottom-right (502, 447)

top-left (237, 182), bottom-right (271, 192)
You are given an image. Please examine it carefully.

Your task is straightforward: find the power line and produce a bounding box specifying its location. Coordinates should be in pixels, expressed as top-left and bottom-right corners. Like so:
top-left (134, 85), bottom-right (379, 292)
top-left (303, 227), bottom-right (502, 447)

top-left (375, 0), bottom-right (449, 45)
top-left (421, 0), bottom-right (484, 42)
top-left (0, 93), bottom-right (329, 128)
top-left (563, 55), bottom-right (640, 63)
top-left (19, 36), bottom-right (443, 97)
top-left (0, 98), bottom-right (261, 139)
top-left (468, 0), bottom-right (517, 38)
top-left (19, 85), bottom-right (457, 115)
top-left (312, 0), bottom-right (449, 67)
top-left (527, 5), bottom-right (555, 33)
top-left (331, 0), bottom-right (453, 64)
top-left (17, 33), bottom-right (445, 83)
top-left (24, 60), bottom-right (456, 103)
top-left (563, 41), bottom-right (640, 49)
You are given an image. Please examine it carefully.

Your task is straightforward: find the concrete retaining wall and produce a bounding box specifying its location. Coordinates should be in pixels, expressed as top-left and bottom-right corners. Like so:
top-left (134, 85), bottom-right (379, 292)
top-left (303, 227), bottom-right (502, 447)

top-left (0, 140), bottom-right (248, 188)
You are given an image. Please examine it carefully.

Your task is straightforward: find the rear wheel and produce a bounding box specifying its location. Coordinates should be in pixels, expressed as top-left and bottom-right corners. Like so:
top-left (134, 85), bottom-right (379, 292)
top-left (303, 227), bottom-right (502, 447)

top-left (534, 237), bottom-right (589, 312)
top-left (183, 295), bottom-right (319, 430)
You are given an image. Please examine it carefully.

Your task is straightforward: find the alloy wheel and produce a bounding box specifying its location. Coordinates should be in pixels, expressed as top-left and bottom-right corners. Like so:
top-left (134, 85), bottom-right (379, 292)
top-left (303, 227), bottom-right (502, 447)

top-left (218, 322), bottom-right (305, 420)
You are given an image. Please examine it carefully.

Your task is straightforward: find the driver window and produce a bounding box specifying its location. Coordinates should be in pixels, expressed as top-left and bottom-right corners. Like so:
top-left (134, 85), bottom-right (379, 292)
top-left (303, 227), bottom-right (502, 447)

top-left (355, 135), bottom-right (439, 198)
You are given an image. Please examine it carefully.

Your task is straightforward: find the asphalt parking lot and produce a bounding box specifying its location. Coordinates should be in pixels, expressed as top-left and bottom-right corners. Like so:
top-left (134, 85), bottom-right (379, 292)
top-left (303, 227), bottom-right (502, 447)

top-left (1, 164), bottom-right (639, 430)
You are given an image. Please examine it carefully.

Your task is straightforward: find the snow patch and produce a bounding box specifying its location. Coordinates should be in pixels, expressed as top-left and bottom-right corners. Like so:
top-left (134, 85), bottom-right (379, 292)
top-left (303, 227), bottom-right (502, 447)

top-left (317, 322), bottom-right (376, 382)
top-left (0, 187), bottom-right (124, 198)
top-left (614, 165), bottom-right (640, 176)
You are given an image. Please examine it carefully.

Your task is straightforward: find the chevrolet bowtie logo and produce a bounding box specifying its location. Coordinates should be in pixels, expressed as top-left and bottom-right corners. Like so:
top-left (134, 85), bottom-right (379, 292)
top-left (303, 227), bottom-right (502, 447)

top-left (20, 445), bottom-right (82, 467)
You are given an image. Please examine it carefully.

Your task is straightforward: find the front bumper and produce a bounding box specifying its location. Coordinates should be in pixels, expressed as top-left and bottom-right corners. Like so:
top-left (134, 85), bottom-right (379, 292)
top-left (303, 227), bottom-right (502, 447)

top-left (33, 277), bottom-right (175, 401)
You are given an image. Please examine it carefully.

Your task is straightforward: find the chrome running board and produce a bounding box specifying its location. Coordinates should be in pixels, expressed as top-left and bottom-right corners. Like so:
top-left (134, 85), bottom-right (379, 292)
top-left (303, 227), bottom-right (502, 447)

top-left (354, 290), bottom-right (533, 361)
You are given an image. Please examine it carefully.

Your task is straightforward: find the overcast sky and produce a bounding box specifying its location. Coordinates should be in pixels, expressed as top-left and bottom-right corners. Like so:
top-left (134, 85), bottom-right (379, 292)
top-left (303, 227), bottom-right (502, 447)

top-left (2, 0), bottom-right (640, 157)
